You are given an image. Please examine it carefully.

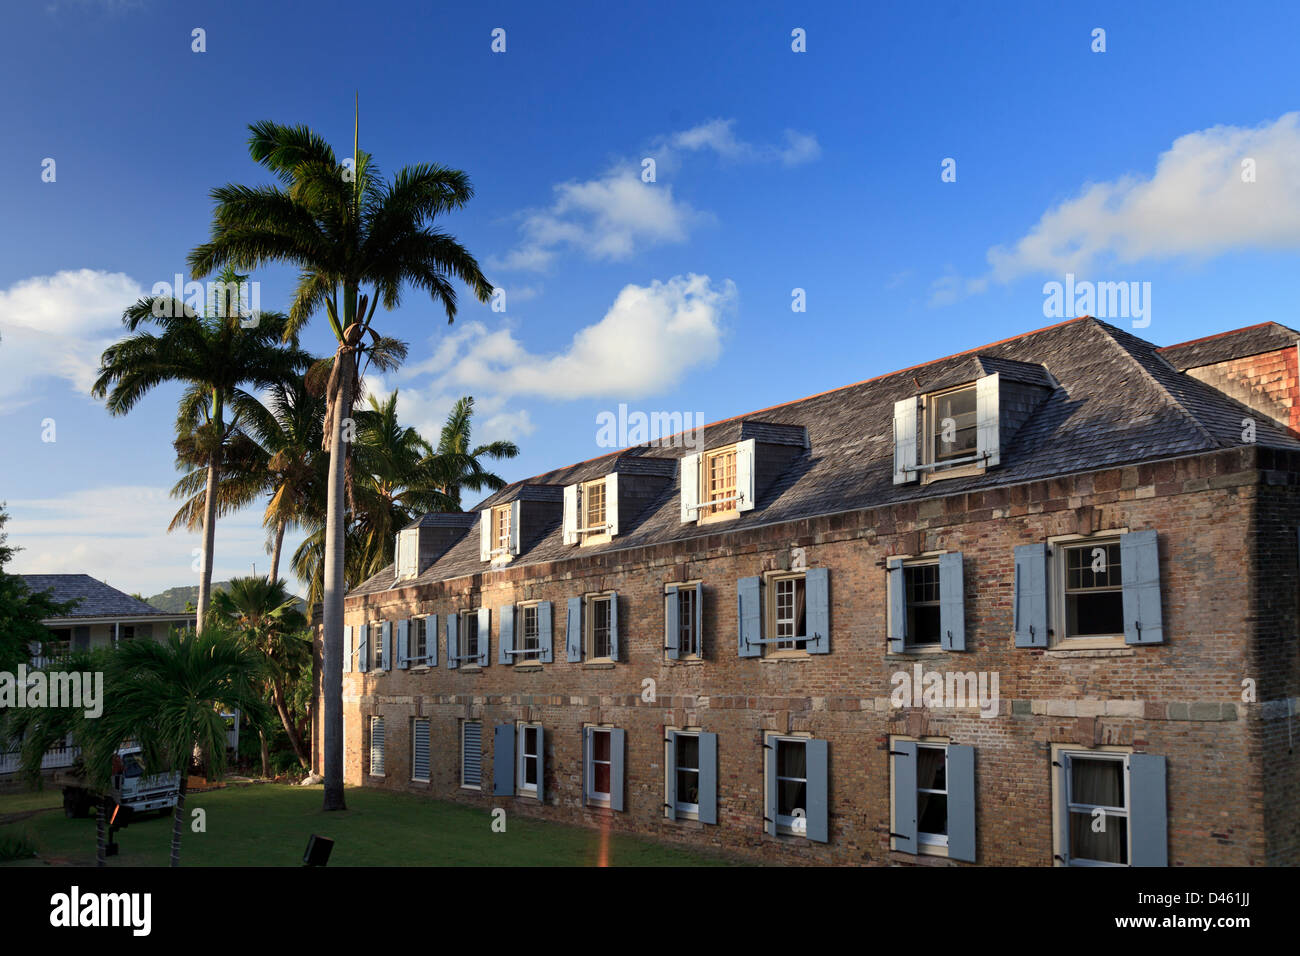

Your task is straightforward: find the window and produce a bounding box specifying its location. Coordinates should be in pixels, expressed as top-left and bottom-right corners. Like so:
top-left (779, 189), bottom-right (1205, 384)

top-left (1062, 751), bottom-right (1129, 866)
top-left (925, 384), bottom-right (977, 465)
top-left (589, 728), bottom-right (612, 803)
top-left (763, 733), bottom-right (829, 842)
top-left (461, 720), bottom-right (482, 789)
top-left (1060, 539), bottom-right (1123, 639)
top-left (113, 625), bottom-right (136, 648)
top-left (461, 610), bottom-right (479, 664)
top-left (412, 617), bottom-right (427, 662)
top-left (905, 563), bottom-right (941, 646)
top-left (396, 528), bottom-right (419, 580)
top-left (369, 716), bottom-right (385, 777)
top-left (773, 737), bottom-right (807, 834)
top-left (44, 629), bottom-right (71, 659)
top-left (492, 504), bottom-right (511, 556)
top-left (583, 478), bottom-right (606, 537)
top-left (517, 723), bottom-right (541, 797)
top-left (665, 729), bottom-right (717, 823)
top-left (771, 574), bottom-right (807, 652)
top-left (915, 745), bottom-right (949, 847)
top-left (372, 622), bottom-right (383, 670)
top-left (890, 738), bottom-right (976, 860)
top-left (673, 733), bottom-right (700, 815)
top-left (701, 445), bottom-right (738, 517)
top-left (665, 583), bottom-right (701, 659)
top-left (519, 604), bottom-right (540, 660)
top-left (889, 553), bottom-right (966, 653)
top-left (587, 594), bottom-right (612, 660)
top-left (411, 718), bottom-right (430, 782)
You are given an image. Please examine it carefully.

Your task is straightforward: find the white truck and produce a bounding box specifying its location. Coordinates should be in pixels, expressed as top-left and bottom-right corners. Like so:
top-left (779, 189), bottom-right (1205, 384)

top-left (57, 746), bottom-right (181, 820)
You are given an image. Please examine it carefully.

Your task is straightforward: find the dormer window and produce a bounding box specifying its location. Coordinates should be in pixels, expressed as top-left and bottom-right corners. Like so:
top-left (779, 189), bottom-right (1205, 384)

top-left (894, 374), bottom-right (1000, 485)
top-left (680, 439), bottom-right (756, 524)
top-left (583, 477), bottom-right (607, 535)
top-left (492, 505), bottom-right (511, 555)
top-left (925, 384), bottom-right (978, 466)
top-left (563, 474), bottom-right (619, 545)
top-left (479, 500), bottom-right (520, 562)
top-left (395, 528), bottom-right (419, 582)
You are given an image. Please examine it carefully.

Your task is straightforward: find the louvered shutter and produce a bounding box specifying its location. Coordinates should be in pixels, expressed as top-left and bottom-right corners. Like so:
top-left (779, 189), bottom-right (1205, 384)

top-left (479, 509), bottom-right (491, 561)
top-left (493, 724), bottom-right (515, 796)
top-left (736, 438), bottom-right (756, 512)
top-left (370, 717), bottom-right (385, 776)
top-left (1013, 544), bottom-right (1049, 648)
top-left (887, 558), bottom-right (906, 653)
top-left (893, 397), bottom-right (919, 484)
top-left (566, 597), bottom-right (583, 662)
top-left (680, 453), bottom-right (700, 522)
top-left (499, 605), bottom-right (514, 665)
top-left (462, 722), bottom-right (481, 787)
top-left (976, 373), bottom-right (1000, 468)
top-left (939, 552), bottom-right (966, 651)
top-left (1121, 530), bottom-right (1164, 645)
top-left (665, 586), bottom-right (680, 660)
top-left (412, 719), bottom-right (430, 780)
top-left (539, 602), bottom-right (553, 663)
top-left (805, 567), bottom-right (830, 654)
top-left (698, 732), bottom-right (718, 825)
top-left (563, 484), bottom-right (579, 545)
top-left (892, 740), bottom-right (918, 853)
top-left (947, 744), bottom-right (976, 862)
top-left (737, 576), bottom-right (762, 657)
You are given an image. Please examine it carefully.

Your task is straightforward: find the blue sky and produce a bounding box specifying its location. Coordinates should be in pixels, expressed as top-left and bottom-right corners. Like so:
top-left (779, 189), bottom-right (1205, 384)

top-left (2, 0), bottom-right (1298, 595)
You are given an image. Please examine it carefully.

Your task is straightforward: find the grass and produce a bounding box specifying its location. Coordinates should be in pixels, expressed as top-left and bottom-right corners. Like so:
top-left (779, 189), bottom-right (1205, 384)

top-left (0, 789), bottom-right (62, 817)
top-left (0, 784), bottom-right (736, 867)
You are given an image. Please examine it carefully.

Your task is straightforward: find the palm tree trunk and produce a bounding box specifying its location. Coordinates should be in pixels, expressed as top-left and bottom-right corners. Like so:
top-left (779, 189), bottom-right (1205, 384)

top-left (272, 680), bottom-right (309, 768)
top-left (268, 519), bottom-right (285, 583)
top-left (259, 729), bottom-right (270, 778)
top-left (196, 459), bottom-right (219, 632)
top-left (321, 341), bottom-right (353, 811)
top-left (96, 801), bottom-right (106, 867)
top-left (169, 775), bottom-right (188, 868)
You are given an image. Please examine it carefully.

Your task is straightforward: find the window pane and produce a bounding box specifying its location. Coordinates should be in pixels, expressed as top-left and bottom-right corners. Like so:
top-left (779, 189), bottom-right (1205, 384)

top-left (931, 387), bottom-right (977, 461)
top-left (592, 730), bottom-right (610, 762)
top-left (1070, 758), bottom-right (1124, 808)
top-left (918, 793), bottom-right (948, 836)
top-left (778, 779), bottom-right (807, 818)
top-left (1070, 812), bottom-right (1128, 864)
top-left (905, 564), bottom-right (942, 645)
top-left (594, 763), bottom-right (611, 794)
top-left (676, 734), bottom-right (699, 772)
top-left (917, 747), bottom-right (946, 791)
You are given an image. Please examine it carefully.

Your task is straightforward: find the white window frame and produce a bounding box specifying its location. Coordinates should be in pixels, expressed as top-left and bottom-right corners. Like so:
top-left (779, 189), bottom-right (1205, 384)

top-left (587, 726), bottom-right (613, 806)
top-left (585, 592), bottom-right (614, 661)
top-left (517, 721), bottom-right (541, 798)
top-left (915, 743), bottom-right (949, 849)
top-left (1047, 531), bottom-right (1129, 648)
top-left (765, 732), bottom-right (811, 836)
top-left (922, 382), bottom-right (979, 470)
top-left (698, 443), bottom-right (740, 521)
top-left (765, 571), bottom-right (808, 657)
top-left (578, 477), bottom-right (611, 544)
top-left (1052, 744), bottom-right (1134, 867)
top-left (517, 602), bottom-right (542, 662)
top-left (666, 727), bottom-right (702, 820)
top-left (491, 504), bottom-right (512, 557)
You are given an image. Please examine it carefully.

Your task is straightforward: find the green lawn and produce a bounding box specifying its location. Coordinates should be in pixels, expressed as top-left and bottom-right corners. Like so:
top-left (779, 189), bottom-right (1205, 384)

top-left (0, 784), bottom-right (736, 867)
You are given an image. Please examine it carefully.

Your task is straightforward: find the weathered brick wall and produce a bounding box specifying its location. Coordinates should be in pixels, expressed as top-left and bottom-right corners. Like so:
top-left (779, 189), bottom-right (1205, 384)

top-left (317, 446), bottom-right (1299, 865)
top-left (1186, 347), bottom-right (1300, 432)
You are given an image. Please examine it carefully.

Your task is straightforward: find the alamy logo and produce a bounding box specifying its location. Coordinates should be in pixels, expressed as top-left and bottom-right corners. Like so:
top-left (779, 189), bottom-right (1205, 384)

top-left (595, 403), bottom-right (705, 450)
top-left (0, 667), bottom-right (103, 718)
top-left (49, 886), bottom-right (151, 936)
top-left (890, 664), bottom-right (1000, 719)
top-left (1042, 273), bottom-right (1151, 328)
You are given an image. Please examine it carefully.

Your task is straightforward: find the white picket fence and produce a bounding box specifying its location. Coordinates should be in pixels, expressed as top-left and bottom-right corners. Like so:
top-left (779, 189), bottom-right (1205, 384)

top-left (0, 735), bottom-right (80, 776)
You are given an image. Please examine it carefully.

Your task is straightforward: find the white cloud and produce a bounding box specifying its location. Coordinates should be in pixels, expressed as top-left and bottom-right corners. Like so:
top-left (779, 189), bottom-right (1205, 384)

top-left (5, 485), bottom-right (294, 597)
top-left (494, 120), bottom-right (819, 272)
top-left (962, 112), bottom-right (1300, 294)
top-left (0, 269), bottom-right (143, 412)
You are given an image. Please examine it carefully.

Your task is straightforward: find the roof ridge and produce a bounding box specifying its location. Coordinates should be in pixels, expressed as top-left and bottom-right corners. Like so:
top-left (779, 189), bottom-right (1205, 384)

top-left (1158, 321), bottom-right (1300, 352)
top-left (1088, 319), bottom-right (1221, 449)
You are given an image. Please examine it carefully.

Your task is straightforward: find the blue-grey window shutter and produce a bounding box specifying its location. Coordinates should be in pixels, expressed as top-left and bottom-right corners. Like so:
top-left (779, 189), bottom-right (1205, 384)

top-left (566, 597), bottom-right (583, 662)
top-left (381, 621), bottom-right (392, 672)
top-left (892, 740), bottom-right (918, 853)
top-left (427, 615), bottom-right (438, 667)
top-left (805, 567), bottom-right (830, 654)
top-left (357, 625), bottom-right (370, 673)
top-left (699, 731), bottom-right (718, 825)
top-left (610, 728), bottom-right (626, 811)
top-left (805, 739), bottom-right (829, 843)
top-left (1129, 753), bottom-right (1168, 866)
top-left (343, 626), bottom-right (353, 673)
top-left (581, 727), bottom-right (590, 804)
top-left (665, 730), bottom-right (678, 821)
top-left (539, 602), bottom-right (553, 663)
top-left (693, 582), bottom-right (704, 657)
top-left (887, 558), bottom-right (906, 653)
top-left (536, 726), bottom-right (545, 803)
top-left (477, 607), bottom-right (491, 666)
top-left (498, 605), bottom-right (514, 665)
top-left (1013, 543), bottom-right (1049, 648)
top-left (397, 619), bottom-right (410, 669)
top-left (939, 552), bottom-right (966, 651)
top-left (665, 586), bottom-right (680, 660)
top-left (947, 744), bottom-right (976, 862)
top-left (1121, 530), bottom-right (1164, 645)
top-left (446, 614), bottom-right (458, 669)
top-left (609, 591), bottom-right (619, 661)
top-left (737, 576), bottom-right (762, 658)
top-left (764, 737), bottom-right (778, 836)
top-left (493, 723), bottom-right (515, 796)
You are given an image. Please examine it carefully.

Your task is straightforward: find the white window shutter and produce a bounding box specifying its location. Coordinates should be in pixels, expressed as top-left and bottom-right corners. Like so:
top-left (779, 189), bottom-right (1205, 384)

top-left (893, 398), bottom-right (918, 484)
top-left (479, 509), bottom-right (491, 561)
top-left (563, 484), bottom-right (579, 545)
top-left (737, 439), bottom-right (756, 512)
top-left (605, 472), bottom-right (619, 536)
top-left (976, 373), bottom-right (1000, 468)
top-left (510, 500), bottom-right (521, 554)
top-left (680, 453), bottom-right (700, 522)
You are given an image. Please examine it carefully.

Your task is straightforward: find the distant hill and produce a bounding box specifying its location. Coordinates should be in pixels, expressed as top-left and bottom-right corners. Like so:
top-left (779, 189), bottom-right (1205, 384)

top-left (146, 581), bottom-right (307, 615)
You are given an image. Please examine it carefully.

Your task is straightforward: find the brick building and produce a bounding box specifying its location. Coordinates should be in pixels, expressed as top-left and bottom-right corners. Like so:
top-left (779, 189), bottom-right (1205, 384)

top-left (315, 316), bottom-right (1300, 866)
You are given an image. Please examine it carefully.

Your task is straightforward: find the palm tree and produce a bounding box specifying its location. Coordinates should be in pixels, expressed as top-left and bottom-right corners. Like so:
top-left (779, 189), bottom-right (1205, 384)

top-left (211, 576), bottom-right (312, 773)
top-left (189, 113), bottom-right (493, 810)
top-left (430, 395), bottom-right (519, 508)
top-left (97, 627), bottom-right (268, 866)
top-left (91, 268), bottom-right (311, 630)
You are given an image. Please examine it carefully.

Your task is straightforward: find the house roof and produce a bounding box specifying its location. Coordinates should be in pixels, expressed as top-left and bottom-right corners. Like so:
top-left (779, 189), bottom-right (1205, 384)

top-left (1157, 322), bottom-right (1300, 371)
top-left (17, 574), bottom-right (191, 621)
top-left (350, 317), bottom-right (1300, 598)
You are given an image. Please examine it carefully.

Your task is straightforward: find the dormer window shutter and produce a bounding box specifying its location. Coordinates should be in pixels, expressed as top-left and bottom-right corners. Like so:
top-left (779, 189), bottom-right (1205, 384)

top-left (736, 439), bottom-right (756, 512)
top-left (976, 373), bottom-right (1000, 468)
top-left (563, 484), bottom-right (579, 545)
top-left (606, 472), bottom-right (619, 535)
top-left (680, 452), bottom-right (700, 522)
top-left (479, 509), bottom-right (491, 561)
top-left (893, 398), bottom-right (919, 485)
top-left (509, 500), bottom-right (521, 555)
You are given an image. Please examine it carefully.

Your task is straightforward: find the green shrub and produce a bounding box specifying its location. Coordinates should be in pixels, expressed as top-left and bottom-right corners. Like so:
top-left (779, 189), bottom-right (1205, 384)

top-left (0, 831), bottom-right (37, 861)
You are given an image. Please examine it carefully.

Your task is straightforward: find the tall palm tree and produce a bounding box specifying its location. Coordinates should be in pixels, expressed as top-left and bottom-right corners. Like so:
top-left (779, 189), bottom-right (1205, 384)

top-left (189, 113), bottom-right (493, 810)
top-left (430, 395), bottom-right (519, 508)
top-left (211, 576), bottom-right (311, 772)
top-left (91, 268), bottom-right (310, 631)
top-left (97, 627), bottom-right (268, 867)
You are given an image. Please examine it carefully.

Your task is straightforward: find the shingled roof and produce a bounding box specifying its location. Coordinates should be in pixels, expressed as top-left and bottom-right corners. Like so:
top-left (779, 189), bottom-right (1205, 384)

top-left (350, 317), bottom-right (1300, 597)
top-left (17, 574), bottom-right (190, 621)
top-left (1158, 321), bottom-right (1300, 371)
